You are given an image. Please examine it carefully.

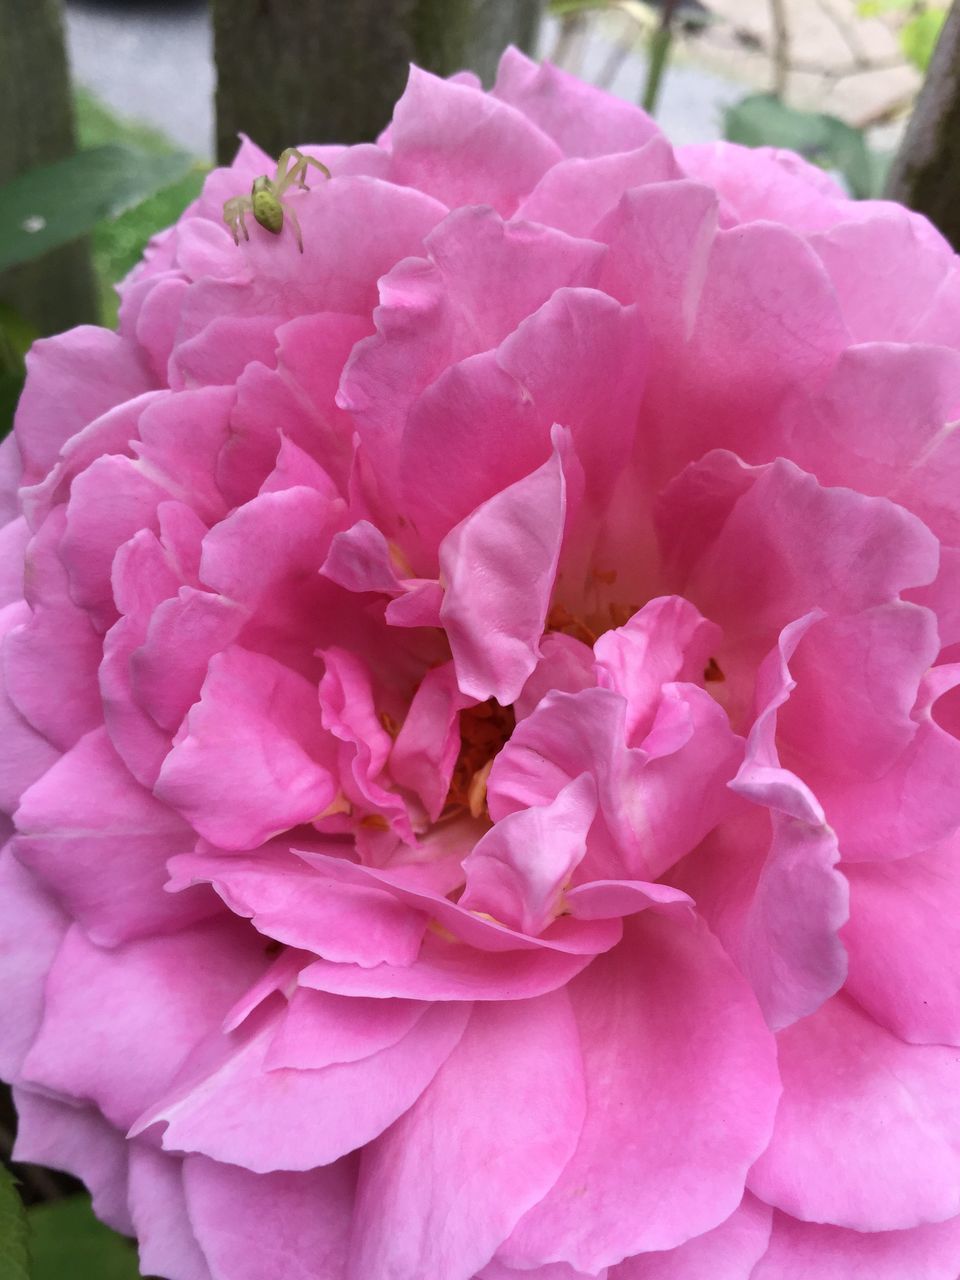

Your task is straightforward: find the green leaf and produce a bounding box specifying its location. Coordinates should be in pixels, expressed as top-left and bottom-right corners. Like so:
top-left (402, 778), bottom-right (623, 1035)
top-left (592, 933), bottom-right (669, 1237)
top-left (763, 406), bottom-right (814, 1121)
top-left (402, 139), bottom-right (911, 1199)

top-left (0, 145), bottom-right (195, 273)
top-left (0, 304), bottom-right (37, 440)
top-left (724, 92), bottom-right (881, 198)
top-left (28, 1196), bottom-right (141, 1280)
top-left (858, 0), bottom-right (914, 15)
top-left (900, 8), bottom-right (946, 70)
top-left (0, 1165), bottom-right (30, 1280)
top-left (547, 0), bottom-right (609, 14)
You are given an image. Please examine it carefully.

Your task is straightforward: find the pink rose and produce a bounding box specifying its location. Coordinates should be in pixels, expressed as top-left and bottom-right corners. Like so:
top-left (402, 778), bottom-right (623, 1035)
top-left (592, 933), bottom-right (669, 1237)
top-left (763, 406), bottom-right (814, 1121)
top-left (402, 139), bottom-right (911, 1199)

top-left (4, 48), bottom-right (960, 1279)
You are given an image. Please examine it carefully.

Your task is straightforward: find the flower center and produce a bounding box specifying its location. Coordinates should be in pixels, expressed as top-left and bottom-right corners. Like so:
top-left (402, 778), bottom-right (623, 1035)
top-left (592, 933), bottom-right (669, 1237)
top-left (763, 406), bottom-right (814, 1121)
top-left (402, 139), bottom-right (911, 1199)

top-left (547, 600), bottom-right (641, 646)
top-left (444, 700), bottom-right (516, 819)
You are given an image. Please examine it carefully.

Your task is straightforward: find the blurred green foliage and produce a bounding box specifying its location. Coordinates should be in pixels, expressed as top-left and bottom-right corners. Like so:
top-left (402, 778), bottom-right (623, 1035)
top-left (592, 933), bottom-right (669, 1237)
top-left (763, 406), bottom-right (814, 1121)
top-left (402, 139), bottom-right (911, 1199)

top-left (0, 1165), bottom-right (30, 1280)
top-left (28, 1196), bottom-right (143, 1280)
top-left (0, 90), bottom-right (207, 438)
top-left (724, 93), bottom-right (889, 198)
top-left (857, 0), bottom-right (947, 71)
top-left (74, 90), bottom-right (207, 324)
top-left (0, 145), bottom-right (195, 275)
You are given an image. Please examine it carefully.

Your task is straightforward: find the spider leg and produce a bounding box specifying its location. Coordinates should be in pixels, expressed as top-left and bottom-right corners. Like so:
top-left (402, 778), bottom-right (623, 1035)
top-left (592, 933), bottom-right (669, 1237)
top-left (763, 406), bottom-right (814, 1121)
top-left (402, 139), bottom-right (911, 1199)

top-left (275, 149), bottom-right (332, 195)
top-left (223, 195), bottom-right (251, 245)
top-left (285, 202), bottom-right (305, 254)
top-left (298, 154), bottom-right (332, 187)
top-left (274, 147), bottom-right (300, 190)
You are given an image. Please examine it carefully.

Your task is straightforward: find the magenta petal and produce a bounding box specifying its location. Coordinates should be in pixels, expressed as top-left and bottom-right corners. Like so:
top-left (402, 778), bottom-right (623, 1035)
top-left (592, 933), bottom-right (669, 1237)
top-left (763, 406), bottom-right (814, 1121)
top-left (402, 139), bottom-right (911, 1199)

top-left (265, 989), bottom-right (428, 1071)
top-left (564, 879), bottom-right (693, 920)
top-left (481, 1264), bottom-right (603, 1280)
top-left (128, 1147), bottom-right (212, 1280)
top-left (387, 65), bottom-right (562, 216)
top-left (490, 684), bottom-right (741, 882)
top-left (293, 848), bottom-right (620, 957)
top-left (843, 839), bottom-right (960, 1046)
top-left (341, 205), bottom-right (604, 473)
top-left (612, 1194), bottom-right (772, 1279)
top-left (0, 847), bottom-right (65, 1079)
top-left (679, 141), bottom-right (848, 231)
top-left (4, 514), bottom-right (105, 750)
top-left (440, 434), bottom-right (569, 703)
top-left (134, 998), bottom-right (471, 1173)
top-left (299, 931), bottom-right (596, 1001)
top-left (0, 607), bottom-right (59, 813)
top-left (21, 917), bottom-right (264, 1129)
top-left (131, 588), bottom-right (245, 732)
top-left (0, 516), bottom-right (28, 604)
top-left (13, 1089), bottom-right (133, 1235)
top-left (493, 47), bottom-right (660, 157)
top-left (750, 1210), bottom-right (960, 1280)
top-left (748, 994), bottom-right (960, 1230)
top-left (13, 727), bottom-right (208, 946)
top-left (389, 661), bottom-right (469, 820)
top-left (350, 992), bottom-right (585, 1280)
top-left (156, 646), bottom-right (336, 849)
top-left (813, 666), bottom-right (960, 863)
top-left (664, 455), bottom-right (940, 672)
top-left (460, 775), bottom-right (596, 934)
top-left (0, 433), bottom-right (22, 526)
top-left (502, 914), bottom-right (780, 1272)
top-left (322, 520), bottom-right (403, 595)
top-left (319, 646), bottom-right (409, 827)
top-left (15, 327), bottom-right (153, 485)
top-left (515, 632), bottom-right (594, 721)
top-left (593, 596), bottom-right (720, 746)
top-left (184, 1154), bottom-right (355, 1280)
top-left (166, 848), bottom-right (428, 966)
top-left (711, 621), bottom-right (850, 1030)
top-left (515, 139), bottom-right (681, 237)
top-left (60, 455), bottom-right (174, 629)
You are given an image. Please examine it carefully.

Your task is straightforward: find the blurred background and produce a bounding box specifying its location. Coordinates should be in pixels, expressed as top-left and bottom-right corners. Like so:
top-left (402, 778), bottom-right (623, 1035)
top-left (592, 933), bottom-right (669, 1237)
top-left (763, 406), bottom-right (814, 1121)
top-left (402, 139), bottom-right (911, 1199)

top-left (0, 1), bottom-right (950, 349)
top-left (0, 0), bottom-right (956, 1273)
top-left (61, 0), bottom-right (933, 160)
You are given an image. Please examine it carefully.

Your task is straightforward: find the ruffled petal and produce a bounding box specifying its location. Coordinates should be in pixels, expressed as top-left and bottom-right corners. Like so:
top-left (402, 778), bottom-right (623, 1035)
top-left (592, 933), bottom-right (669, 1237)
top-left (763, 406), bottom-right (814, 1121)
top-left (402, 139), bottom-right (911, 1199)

top-left (350, 992), bottom-right (584, 1280)
top-left (493, 48), bottom-right (660, 158)
top-left (611, 1194), bottom-right (772, 1279)
top-left (501, 914), bottom-right (779, 1272)
top-left (184, 1154), bottom-right (355, 1280)
top-left (440, 433), bottom-right (570, 703)
top-left (387, 65), bottom-right (562, 216)
top-left (156, 646), bottom-right (337, 849)
top-left (748, 994), bottom-right (960, 1230)
top-left (21, 917), bottom-right (264, 1129)
top-left (750, 1209), bottom-right (960, 1280)
top-left (843, 837), bottom-right (960, 1046)
top-left (12, 1090), bottom-right (133, 1235)
top-left (13, 727), bottom-right (209, 945)
top-left (133, 998), bottom-right (471, 1173)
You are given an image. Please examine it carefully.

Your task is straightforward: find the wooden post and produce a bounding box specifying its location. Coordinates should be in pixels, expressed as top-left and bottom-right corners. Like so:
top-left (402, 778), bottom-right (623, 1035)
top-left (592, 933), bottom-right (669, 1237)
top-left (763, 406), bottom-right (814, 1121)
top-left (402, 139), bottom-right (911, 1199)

top-left (885, 1), bottom-right (960, 251)
top-left (0, 0), bottom-right (98, 334)
top-left (212, 0), bottom-right (543, 164)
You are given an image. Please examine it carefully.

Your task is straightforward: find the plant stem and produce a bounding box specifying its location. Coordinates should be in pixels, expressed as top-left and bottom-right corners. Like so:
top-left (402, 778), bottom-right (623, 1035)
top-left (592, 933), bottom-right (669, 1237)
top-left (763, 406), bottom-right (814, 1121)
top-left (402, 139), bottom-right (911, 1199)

top-left (642, 0), bottom-right (680, 116)
top-left (769, 0), bottom-right (790, 96)
top-left (885, 0), bottom-right (960, 249)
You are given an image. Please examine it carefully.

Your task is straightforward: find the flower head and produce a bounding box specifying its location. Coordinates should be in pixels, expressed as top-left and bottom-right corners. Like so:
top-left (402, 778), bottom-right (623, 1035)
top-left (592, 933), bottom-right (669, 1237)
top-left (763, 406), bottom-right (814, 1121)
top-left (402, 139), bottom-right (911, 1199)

top-left (4, 48), bottom-right (960, 1279)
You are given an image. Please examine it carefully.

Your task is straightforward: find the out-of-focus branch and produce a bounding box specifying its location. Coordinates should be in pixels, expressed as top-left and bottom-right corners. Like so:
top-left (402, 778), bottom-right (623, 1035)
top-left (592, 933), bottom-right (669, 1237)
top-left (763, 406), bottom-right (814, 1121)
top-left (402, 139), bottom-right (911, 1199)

top-left (0, 0), bottom-right (97, 333)
top-left (212, 0), bottom-right (544, 160)
top-left (814, 0), bottom-right (867, 65)
top-left (768, 0), bottom-right (790, 96)
top-left (642, 0), bottom-right (680, 113)
top-left (885, 0), bottom-right (960, 248)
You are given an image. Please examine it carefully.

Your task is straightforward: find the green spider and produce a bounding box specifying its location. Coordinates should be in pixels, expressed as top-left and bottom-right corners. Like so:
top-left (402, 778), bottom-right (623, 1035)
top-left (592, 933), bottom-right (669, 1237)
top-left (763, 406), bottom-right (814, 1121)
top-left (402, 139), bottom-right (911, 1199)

top-left (223, 146), bottom-right (331, 254)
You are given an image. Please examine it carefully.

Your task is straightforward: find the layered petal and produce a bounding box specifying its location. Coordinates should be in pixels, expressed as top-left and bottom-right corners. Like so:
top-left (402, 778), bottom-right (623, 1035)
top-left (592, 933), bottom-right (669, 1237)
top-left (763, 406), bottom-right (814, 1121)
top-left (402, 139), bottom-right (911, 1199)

top-left (502, 914), bottom-right (780, 1273)
top-left (351, 993), bottom-right (584, 1280)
